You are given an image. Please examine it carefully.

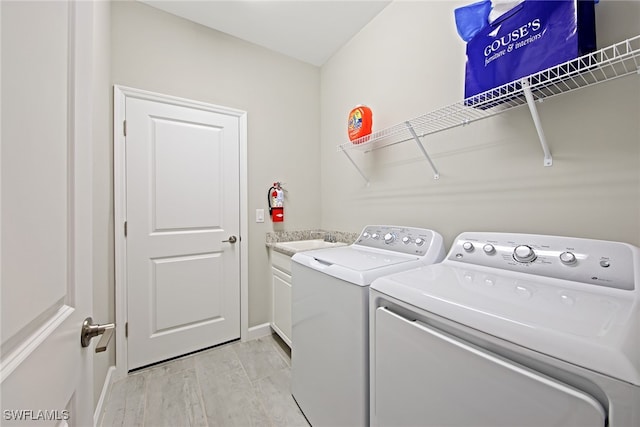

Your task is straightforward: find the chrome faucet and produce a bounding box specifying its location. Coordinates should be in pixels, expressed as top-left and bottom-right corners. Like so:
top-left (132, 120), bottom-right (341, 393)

top-left (324, 233), bottom-right (337, 243)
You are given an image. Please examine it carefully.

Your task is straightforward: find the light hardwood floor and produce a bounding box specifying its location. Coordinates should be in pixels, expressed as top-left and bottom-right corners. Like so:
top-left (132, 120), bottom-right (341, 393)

top-left (99, 334), bottom-right (308, 426)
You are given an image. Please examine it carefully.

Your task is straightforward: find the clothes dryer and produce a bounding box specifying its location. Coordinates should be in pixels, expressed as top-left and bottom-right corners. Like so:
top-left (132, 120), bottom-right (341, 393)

top-left (370, 232), bottom-right (640, 427)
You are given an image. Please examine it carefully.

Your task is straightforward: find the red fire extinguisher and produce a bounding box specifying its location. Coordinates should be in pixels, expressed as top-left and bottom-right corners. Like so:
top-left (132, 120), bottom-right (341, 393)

top-left (268, 182), bottom-right (284, 222)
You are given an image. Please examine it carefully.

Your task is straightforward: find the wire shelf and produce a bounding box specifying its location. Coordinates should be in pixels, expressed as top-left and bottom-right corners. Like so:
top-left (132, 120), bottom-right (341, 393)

top-left (338, 35), bottom-right (640, 155)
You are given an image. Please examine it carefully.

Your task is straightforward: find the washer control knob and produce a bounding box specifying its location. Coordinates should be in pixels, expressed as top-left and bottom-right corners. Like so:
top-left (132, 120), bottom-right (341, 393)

top-left (462, 242), bottom-right (474, 252)
top-left (384, 233), bottom-right (396, 244)
top-left (513, 245), bottom-right (536, 263)
top-left (362, 232), bottom-right (370, 239)
top-left (402, 236), bottom-right (411, 245)
top-left (371, 233), bottom-right (380, 240)
top-left (415, 238), bottom-right (425, 246)
top-left (483, 244), bottom-right (496, 255)
top-left (559, 251), bottom-right (577, 265)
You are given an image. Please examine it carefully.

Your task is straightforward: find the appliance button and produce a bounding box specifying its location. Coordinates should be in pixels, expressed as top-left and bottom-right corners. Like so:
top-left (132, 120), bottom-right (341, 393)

top-left (483, 244), bottom-right (496, 255)
top-left (415, 238), bottom-right (425, 246)
top-left (362, 232), bottom-right (370, 239)
top-left (515, 285), bottom-right (532, 298)
top-left (371, 233), bottom-right (380, 240)
top-left (559, 251), bottom-right (577, 265)
top-left (513, 245), bottom-right (536, 263)
top-left (600, 260), bottom-right (611, 268)
top-left (384, 233), bottom-right (396, 244)
top-left (560, 294), bottom-right (575, 306)
top-left (402, 236), bottom-right (411, 244)
top-left (462, 242), bottom-right (474, 252)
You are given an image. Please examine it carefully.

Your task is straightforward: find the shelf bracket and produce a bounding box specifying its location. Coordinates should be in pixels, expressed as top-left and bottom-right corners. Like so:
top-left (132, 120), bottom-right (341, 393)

top-left (341, 150), bottom-right (370, 185)
top-left (521, 79), bottom-right (553, 167)
top-left (405, 121), bottom-right (440, 180)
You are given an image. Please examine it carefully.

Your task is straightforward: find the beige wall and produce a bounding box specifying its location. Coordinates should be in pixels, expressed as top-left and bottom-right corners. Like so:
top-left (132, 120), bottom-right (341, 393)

top-left (320, 1), bottom-right (640, 250)
top-left (110, 0), bottom-right (321, 329)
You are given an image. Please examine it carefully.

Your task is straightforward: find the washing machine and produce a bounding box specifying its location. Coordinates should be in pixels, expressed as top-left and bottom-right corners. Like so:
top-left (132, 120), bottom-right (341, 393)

top-left (370, 232), bottom-right (640, 427)
top-left (291, 225), bottom-right (445, 427)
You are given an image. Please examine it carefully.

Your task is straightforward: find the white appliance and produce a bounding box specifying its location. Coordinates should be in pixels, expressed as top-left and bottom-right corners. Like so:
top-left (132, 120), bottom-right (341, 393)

top-left (370, 232), bottom-right (640, 427)
top-left (291, 225), bottom-right (445, 426)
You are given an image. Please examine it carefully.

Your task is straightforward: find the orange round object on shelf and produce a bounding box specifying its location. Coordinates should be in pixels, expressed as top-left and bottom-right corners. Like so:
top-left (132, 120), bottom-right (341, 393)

top-left (348, 105), bottom-right (372, 143)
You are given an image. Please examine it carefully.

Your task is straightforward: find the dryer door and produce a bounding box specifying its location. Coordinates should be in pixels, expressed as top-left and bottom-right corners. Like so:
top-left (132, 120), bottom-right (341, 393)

top-left (373, 307), bottom-right (606, 427)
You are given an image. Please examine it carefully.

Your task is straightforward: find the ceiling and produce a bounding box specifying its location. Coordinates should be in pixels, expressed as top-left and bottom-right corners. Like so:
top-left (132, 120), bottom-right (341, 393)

top-left (138, 0), bottom-right (391, 66)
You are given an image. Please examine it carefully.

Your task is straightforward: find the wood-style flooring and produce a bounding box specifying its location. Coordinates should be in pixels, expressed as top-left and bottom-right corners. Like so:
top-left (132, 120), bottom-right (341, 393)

top-left (99, 334), bottom-right (308, 426)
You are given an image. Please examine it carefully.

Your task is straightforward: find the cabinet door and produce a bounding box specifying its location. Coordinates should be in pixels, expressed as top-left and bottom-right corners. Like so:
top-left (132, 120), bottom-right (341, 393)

top-left (373, 307), bottom-right (606, 427)
top-left (272, 267), bottom-right (292, 346)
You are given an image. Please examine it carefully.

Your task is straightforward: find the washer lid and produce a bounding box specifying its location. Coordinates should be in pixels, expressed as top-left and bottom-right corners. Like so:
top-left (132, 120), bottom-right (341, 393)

top-left (292, 246), bottom-right (424, 286)
top-left (371, 263), bottom-right (640, 386)
top-left (309, 246), bottom-right (419, 271)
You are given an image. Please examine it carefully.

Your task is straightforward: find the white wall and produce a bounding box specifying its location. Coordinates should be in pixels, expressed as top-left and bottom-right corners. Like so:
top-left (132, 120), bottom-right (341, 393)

top-left (320, 1), bottom-right (640, 249)
top-left (111, 0), bottom-right (321, 328)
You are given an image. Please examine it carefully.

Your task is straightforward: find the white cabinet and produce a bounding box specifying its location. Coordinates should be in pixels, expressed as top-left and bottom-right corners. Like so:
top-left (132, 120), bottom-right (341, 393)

top-left (270, 249), bottom-right (293, 346)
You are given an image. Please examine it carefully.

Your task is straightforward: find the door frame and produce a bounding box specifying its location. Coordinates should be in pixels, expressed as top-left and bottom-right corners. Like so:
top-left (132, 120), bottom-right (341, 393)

top-left (113, 85), bottom-right (248, 379)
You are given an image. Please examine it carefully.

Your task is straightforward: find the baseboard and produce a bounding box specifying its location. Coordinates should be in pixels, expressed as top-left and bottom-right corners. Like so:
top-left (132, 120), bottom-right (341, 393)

top-left (245, 322), bottom-right (273, 341)
top-left (93, 365), bottom-right (115, 427)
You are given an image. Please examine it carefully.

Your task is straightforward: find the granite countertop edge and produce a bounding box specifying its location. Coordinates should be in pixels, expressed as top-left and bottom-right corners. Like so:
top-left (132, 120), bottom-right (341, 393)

top-left (266, 229), bottom-right (358, 256)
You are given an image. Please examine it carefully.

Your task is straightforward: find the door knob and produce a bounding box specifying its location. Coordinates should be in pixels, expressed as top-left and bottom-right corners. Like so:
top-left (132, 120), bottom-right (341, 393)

top-left (81, 317), bottom-right (115, 352)
top-left (222, 235), bottom-right (238, 244)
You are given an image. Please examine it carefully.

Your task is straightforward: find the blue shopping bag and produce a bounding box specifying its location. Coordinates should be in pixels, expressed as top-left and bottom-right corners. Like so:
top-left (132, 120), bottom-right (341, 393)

top-left (463, 0), bottom-right (597, 100)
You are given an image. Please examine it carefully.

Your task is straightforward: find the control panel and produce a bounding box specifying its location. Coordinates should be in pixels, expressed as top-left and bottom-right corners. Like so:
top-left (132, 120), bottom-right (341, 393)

top-left (354, 225), bottom-right (439, 257)
top-left (448, 232), bottom-right (637, 290)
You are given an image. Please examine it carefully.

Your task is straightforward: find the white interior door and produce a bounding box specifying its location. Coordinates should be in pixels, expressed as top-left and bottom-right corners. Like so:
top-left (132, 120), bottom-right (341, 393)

top-left (1, 1), bottom-right (96, 425)
top-left (125, 94), bottom-right (242, 370)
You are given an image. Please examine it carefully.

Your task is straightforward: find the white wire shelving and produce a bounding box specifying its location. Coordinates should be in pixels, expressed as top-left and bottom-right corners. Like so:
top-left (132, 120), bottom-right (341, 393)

top-left (338, 35), bottom-right (640, 184)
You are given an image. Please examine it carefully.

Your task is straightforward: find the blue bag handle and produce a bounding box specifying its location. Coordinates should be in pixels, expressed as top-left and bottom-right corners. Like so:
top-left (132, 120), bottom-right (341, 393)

top-left (454, 0), bottom-right (492, 42)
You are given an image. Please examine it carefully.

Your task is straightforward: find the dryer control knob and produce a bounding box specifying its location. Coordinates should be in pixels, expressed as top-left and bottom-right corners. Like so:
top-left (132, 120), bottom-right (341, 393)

top-left (362, 232), bottom-right (371, 239)
top-left (462, 242), bottom-right (474, 252)
top-left (384, 233), bottom-right (396, 244)
top-left (402, 236), bottom-right (411, 245)
top-left (559, 251), bottom-right (577, 265)
top-left (415, 238), bottom-right (425, 246)
top-left (371, 233), bottom-right (380, 240)
top-left (483, 244), bottom-right (496, 255)
top-left (513, 245), bottom-right (536, 263)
